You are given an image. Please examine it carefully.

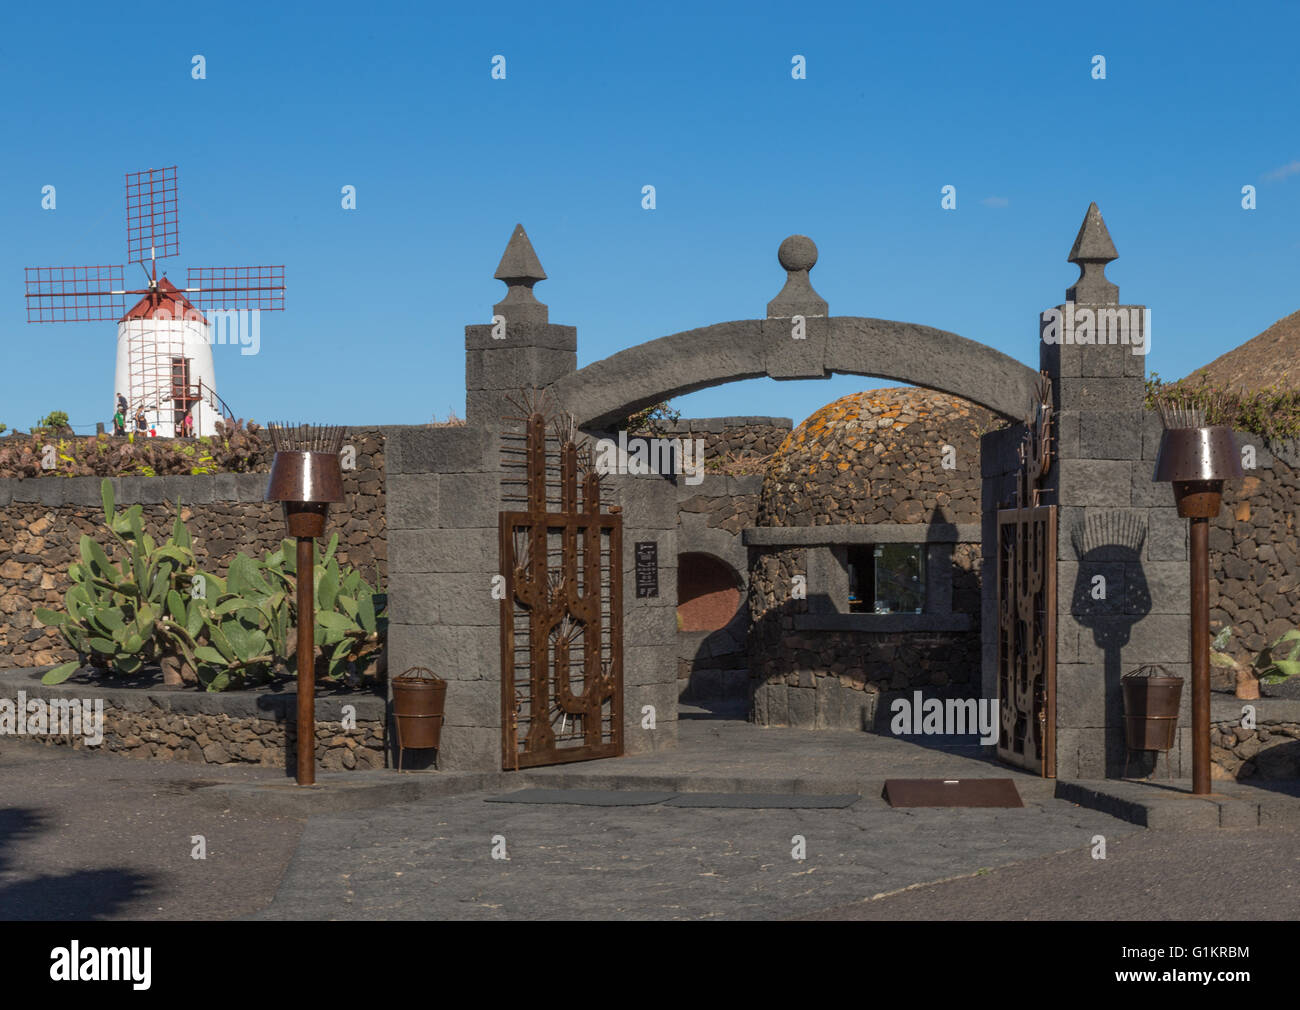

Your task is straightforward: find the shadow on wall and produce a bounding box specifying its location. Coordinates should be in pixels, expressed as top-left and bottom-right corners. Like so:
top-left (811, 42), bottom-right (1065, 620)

top-left (1070, 513), bottom-right (1152, 778)
top-left (1233, 747), bottom-right (1300, 786)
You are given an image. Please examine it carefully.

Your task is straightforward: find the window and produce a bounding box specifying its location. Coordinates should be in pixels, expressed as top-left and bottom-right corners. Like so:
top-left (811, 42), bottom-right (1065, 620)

top-left (846, 544), bottom-right (927, 614)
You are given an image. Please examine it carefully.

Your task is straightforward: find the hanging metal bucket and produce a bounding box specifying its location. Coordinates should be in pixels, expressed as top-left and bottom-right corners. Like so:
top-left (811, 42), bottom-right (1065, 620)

top-left (1122, 664), bottom-right (1183, 752)
top-left (392, 667), bottom-right (447, 769)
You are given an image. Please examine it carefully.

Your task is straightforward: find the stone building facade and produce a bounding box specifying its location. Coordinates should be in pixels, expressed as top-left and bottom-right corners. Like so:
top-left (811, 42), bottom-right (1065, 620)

top-left (4, 209), bottom-right (1300, 783)
top-left (745, 388), bottom-right (995, 729)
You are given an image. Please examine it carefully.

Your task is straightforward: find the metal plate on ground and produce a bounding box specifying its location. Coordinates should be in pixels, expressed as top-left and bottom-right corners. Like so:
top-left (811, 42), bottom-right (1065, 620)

top-left (486, 789), bottom-right (675, 806)
top-left (663, 793), bottom-right (859, 809)
top-left (883, 779), bottom-right (1023, 808)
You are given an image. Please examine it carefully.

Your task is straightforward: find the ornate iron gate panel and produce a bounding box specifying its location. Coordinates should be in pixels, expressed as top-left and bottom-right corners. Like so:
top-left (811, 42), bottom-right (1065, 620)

top-left (499, 399), bottom-right (623, 770)
top-left (996, 374), bottom-right (1057, 777)
top-left (996, 505), bottom-right (1057, 776)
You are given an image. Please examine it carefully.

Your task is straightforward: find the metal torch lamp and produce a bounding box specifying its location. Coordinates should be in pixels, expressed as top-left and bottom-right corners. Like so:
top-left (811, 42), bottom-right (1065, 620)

top-left (267, 423), bottom-right (346, 786)
top-left (1153, 403), bottom-right (1242, 795)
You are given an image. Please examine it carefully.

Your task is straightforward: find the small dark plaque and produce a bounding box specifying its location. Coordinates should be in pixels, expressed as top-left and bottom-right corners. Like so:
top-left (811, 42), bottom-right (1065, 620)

top-left (635, 541), bottom-right (658, 598)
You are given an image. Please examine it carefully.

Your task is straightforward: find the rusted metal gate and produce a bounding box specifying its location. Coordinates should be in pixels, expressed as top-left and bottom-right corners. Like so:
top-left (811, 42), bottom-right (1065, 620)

top-left (499, 395), bottom-right (623, 770)
top-left (996, 375), bottom-right (1057, 777)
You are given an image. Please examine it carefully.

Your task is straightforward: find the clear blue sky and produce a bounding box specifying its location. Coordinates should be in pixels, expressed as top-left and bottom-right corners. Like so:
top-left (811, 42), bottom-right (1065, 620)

top-left (2, 0), bottom-right (1297, 433)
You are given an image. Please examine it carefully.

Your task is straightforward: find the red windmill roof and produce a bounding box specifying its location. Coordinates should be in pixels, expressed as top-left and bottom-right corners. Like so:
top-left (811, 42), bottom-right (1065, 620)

top-left (120, 277), bottom-right (206, 324)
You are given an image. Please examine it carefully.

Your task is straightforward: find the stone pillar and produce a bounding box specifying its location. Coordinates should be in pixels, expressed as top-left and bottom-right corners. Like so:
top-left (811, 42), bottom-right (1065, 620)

top-left (386, 225), bottom-right (579, 772)
top-left (1041, 203), bottom-right (1190, 779)
top-left (465, 224), bottom-right (576, 426)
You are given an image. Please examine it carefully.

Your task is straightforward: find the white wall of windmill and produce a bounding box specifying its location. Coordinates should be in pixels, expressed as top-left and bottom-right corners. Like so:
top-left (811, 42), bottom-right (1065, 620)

top-left (115, 316), bottom-right (218, 436)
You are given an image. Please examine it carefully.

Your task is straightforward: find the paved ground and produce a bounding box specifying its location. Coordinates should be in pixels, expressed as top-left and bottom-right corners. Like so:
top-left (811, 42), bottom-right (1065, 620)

top-left (254, 788), bottom-right (1137, 919)
top-left (0, 740), bottom-right (301, 920)
top-left (805, 827), bottom-right (1300, 920)
top-left (5, 714), bottom-right (1300, 920)
top-left (526, 706), bottom-right (1027, 791)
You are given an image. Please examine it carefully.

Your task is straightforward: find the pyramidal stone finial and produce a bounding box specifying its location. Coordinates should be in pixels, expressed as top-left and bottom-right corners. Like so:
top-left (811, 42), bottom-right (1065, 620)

top-left (1066, 202), bottom-right (1119, 304)
top-left (493, 223), bottom-right (548, 325)
top-left (766, 234), bottom-right (828, 318)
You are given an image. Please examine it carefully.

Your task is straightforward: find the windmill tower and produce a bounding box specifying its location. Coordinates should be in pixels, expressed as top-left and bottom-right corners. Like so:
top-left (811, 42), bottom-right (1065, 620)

top-left (24, 166), bottom-right (284, 437)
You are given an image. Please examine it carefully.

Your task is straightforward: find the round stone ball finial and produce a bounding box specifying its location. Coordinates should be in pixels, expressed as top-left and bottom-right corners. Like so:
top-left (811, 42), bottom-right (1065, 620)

top-left (778, 235), bottom-right (818, 274)
top-left (767, 234), bottom-right (827, 318)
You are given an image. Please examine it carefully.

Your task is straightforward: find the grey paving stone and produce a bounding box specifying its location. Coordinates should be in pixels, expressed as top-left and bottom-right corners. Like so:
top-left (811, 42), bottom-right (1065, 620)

top-left (663, 792), bottom-right (859, 809)
top-left (486, 789), bottom-right (675, 806)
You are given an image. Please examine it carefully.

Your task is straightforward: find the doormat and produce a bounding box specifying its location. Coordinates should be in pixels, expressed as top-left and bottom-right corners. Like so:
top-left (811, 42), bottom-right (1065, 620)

top-left (663, 793), bottom-right (859, 809)
top-left (883, 779), bottom-right (1023, 808)
top-left (486, 789), bottom-right (676, 806)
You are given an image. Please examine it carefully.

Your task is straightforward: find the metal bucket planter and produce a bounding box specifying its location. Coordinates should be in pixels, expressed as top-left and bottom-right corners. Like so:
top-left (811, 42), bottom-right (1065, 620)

top-left (1121, 664), bottom-right (1183, 777)
top-left (392, 667), bottom-right (447, 771)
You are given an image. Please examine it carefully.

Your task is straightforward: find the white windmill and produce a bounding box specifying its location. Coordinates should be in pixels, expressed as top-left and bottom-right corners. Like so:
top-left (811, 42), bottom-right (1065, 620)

top-left (24, 165), bottom-right (284, 436)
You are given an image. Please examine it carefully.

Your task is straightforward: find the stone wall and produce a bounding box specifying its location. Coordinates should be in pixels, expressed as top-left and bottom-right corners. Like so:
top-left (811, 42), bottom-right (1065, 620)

top-left (0, 430), bottom-right (387, 669)
top-left (748, 389), bottom-right (993, 728)
top-left (760, 389), bottom-right (995, 527)
top-left (678, 482), bottom-right (763, 535)
top-left (1208, 438), bottom-right (1300, 674)
top-left (748, 544), bottom-right (982, 728)
top-left (625, 415), bottom-right (783, 707)
top-left (0, 667), bottom-right (386, 770)
top-left (675, 463), bottom-right (765, 702)
top-left (1210, 699), bottom-right (1300, 780)
top-left (638, 416), bottom-right (792, 470)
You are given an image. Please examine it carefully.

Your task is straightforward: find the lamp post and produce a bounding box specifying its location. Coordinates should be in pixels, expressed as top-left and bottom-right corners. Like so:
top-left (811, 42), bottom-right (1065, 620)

top-left (266, 423), bottom-right (346, 786)
top-left (1153, 405), bottom-right (1242, 795)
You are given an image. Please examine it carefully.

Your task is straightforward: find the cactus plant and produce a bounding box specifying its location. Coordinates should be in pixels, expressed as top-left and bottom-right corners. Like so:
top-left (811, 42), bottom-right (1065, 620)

top-left (1210, 625), bottom-right (1258, 700)
top-left (1255, 630), bottom-right (1300, 686)
top-left (262, 533), bottom-right (387, 683)
top-left (186, 562), bottom-right (280, 691)
top-left (37, 479), bottom-right (202, 686)
top-left (186, 535), bottom-right (386, 690)
top-left (36, 479), bottom-right (386, 691)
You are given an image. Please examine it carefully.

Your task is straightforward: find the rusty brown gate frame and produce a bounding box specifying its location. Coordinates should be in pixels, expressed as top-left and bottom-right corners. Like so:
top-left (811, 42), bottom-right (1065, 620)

top-left (498, 397), bottom-right (624, 770)
top-left (996, 374), bottom-right (1058, 777)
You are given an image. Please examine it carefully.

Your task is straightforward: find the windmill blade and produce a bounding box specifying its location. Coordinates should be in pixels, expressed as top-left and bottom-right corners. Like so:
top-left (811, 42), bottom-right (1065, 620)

top-left (184, 265), bottom-right (285, 311)
top-left (23, 265), bottom-right (131, 322)
top-left (126, 166), bottom-right (179, 266)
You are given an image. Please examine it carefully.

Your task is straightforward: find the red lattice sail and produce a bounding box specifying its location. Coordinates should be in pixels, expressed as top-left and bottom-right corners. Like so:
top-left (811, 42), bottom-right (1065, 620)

top-left (24, 265), bottom-right (126, 323)
top-left (185, 265), bottom-right (285, 312)
top-left (126, 166), bottom-right (179, 264)
top-left (24, 166), bottom-right (285, 324)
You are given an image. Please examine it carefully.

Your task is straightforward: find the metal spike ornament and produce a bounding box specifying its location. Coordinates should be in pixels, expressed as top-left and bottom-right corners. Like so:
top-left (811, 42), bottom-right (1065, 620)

top-left (266, 423), bottom-right (347, 786)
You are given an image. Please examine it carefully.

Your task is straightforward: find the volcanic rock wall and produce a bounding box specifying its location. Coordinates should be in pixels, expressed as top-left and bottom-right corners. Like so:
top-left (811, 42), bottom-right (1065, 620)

top-left (0, 430), bottom-right (387, 668)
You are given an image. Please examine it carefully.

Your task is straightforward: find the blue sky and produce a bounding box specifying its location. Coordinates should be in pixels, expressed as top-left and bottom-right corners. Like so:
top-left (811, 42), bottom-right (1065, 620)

top-left (2, 0), bottom-right (1297, 433)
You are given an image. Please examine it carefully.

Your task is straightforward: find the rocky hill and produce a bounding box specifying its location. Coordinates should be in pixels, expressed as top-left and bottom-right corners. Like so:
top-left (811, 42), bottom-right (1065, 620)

top-left (1187, 309), bottom-right (1300, 390)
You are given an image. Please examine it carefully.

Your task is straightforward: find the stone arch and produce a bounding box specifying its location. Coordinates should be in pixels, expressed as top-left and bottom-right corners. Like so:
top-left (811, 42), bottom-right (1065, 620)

top-left (549, 316), bottom-right (1041, 429)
